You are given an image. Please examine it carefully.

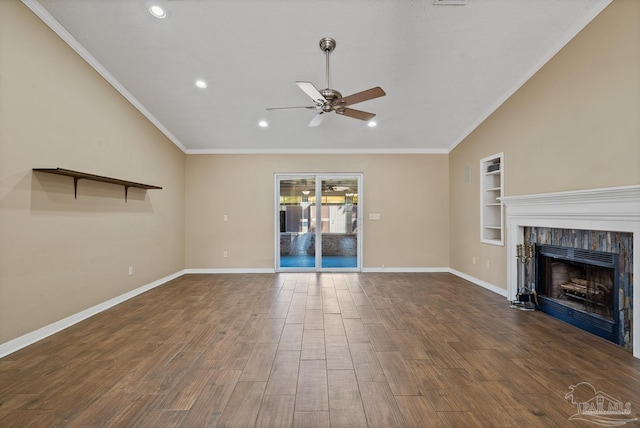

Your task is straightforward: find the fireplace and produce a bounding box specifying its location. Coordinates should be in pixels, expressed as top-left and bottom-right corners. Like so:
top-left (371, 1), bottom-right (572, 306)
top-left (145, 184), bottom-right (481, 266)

top-left (535, 244), bottom-right (619, 344)
top-left (501, 185), bottom-right (640, 358)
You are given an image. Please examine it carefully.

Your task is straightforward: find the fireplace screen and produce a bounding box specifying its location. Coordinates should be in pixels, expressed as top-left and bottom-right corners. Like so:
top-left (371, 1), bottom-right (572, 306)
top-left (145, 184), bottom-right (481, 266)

top-left (535, 245), bottom-right (619, 344)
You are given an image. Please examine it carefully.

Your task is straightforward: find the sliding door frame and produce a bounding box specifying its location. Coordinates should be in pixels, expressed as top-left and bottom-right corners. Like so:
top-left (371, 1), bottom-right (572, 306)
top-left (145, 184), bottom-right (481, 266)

top-left (275, 173), bottom-right (363, 272)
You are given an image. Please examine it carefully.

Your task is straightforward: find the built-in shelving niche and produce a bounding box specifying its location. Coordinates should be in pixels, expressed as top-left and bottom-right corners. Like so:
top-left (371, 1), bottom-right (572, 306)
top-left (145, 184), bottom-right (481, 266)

top-left (480, 153), bottom-right (504, 245)
top-left (33, 168), bottom-right (162, 202)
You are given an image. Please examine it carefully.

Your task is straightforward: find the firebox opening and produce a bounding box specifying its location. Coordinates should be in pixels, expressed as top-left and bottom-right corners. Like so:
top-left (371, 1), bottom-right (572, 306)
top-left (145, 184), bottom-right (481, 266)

top-left (538, 258), bottom-right (614, 320)
top-left (535, 244), bottom-right (620, 345)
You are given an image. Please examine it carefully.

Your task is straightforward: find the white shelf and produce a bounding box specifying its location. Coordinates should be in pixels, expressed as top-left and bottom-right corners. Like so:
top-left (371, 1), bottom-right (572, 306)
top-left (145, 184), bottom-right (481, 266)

top-left (480, 153), bottom-right (504, 245)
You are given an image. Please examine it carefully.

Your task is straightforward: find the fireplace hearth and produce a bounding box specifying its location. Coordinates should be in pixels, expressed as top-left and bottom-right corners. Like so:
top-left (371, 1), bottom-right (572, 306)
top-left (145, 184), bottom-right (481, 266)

top-left (535, 244), bottom-right (619, 344)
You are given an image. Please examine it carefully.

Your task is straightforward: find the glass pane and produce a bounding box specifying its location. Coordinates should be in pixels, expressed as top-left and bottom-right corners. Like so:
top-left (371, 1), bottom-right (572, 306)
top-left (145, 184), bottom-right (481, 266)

top-left (279, 178), bottom-right (316, 268)
top-left (320, 178), bottom-right (358, 269)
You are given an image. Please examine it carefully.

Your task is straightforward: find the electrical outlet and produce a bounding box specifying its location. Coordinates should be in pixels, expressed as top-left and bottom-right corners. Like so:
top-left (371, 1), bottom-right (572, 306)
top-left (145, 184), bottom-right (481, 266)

top-left (472, 256), bottom-right (476, 265)
top-left (128, 266), bottom-right (134, 276)
top-left (223, 251), bottom-right (228, 258)
top-left (486, 260), bottom-right (491, 269)
top-left (223, 214), bottom-right (228, 221)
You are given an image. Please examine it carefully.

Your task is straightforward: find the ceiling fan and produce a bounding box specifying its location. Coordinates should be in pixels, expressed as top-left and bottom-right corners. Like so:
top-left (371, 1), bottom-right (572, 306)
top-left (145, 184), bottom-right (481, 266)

top-left (267, 37), bottom-right (386, 127)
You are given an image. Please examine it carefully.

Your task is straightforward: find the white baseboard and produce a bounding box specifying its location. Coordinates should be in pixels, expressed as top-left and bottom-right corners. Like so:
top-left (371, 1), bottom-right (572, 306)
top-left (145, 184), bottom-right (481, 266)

top-left (186, 267), bottom-right (450, 274)
top-left (184, 268), bottom-right (275, 274)
top-left (0, 270), bottom-right (185, 359)
top-left (361, 267), bottom-right (449, 273)
top-left (448, 268), bottom-right (508, 297)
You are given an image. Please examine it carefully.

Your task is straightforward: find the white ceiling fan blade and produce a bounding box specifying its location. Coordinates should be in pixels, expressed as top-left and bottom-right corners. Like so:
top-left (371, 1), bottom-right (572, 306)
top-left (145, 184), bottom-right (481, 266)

top-left (308, 112), bottom-right (326, 127)
top-left (296, 81), bottom-right (326, 105)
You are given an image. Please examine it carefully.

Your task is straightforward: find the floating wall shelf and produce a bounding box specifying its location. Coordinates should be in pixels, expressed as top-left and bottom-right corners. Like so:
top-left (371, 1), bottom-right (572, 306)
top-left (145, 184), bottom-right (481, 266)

top-left (33, 168), bottom-right (162, 202)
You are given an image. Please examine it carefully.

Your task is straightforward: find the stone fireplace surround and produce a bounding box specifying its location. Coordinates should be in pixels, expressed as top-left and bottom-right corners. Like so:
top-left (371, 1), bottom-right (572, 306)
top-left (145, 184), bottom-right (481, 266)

top-left (501, 185), bottom-right (640, 359)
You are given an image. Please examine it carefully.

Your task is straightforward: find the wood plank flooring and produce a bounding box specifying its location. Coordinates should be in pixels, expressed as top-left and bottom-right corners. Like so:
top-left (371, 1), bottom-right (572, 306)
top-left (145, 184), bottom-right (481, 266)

top-left (1, 272), bottom-right (639, 427)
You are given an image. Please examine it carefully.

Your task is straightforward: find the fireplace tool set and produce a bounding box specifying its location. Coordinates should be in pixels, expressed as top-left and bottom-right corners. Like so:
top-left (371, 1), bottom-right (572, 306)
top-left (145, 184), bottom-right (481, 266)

top-left (510, 243), bottom-right (537, 311)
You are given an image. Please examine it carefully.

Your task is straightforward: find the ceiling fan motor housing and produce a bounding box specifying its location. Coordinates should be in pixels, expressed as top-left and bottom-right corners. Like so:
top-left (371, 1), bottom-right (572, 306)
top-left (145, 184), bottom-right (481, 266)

top-left (320, 88), bottom-right (343, 112)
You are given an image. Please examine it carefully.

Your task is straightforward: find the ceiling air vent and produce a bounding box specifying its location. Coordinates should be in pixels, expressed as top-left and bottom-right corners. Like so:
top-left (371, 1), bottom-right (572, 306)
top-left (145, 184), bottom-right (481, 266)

top-left (433, 0), bottom-right (467, 5)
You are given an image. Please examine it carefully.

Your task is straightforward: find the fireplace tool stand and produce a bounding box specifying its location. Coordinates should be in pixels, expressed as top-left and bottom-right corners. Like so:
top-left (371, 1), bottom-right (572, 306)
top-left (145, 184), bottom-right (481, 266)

top-left (510, 243), bottom-right (536, 311)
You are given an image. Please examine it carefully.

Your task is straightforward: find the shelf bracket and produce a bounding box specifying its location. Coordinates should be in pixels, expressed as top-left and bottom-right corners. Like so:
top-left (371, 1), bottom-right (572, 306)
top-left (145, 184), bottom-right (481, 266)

top-left (73, 177), bottom-right (80, 199)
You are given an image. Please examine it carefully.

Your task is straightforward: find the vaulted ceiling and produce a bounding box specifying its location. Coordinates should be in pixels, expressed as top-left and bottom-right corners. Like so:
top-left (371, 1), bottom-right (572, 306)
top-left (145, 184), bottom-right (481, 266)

top-left (25, 0), bottom-right (611, 153)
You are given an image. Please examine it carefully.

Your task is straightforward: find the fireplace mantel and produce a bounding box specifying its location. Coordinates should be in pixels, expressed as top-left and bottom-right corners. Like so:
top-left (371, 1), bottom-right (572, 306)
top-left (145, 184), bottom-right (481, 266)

top-left (501, 185), bottom-right (640, 359)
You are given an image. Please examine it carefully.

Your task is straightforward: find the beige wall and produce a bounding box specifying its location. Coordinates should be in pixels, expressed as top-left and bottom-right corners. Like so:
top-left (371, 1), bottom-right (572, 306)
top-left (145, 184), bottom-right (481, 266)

top-left (186, 154), bottom-right (449, 270)
top-left (0, 1), bottom-right (185, 343)
top-left (449, 0), bottom-right (640, 289)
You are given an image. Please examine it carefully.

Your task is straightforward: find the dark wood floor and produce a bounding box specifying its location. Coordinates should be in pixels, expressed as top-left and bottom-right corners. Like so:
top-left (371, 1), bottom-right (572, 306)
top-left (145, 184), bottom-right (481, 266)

top-left (1, 273), bottom-right (639, 427)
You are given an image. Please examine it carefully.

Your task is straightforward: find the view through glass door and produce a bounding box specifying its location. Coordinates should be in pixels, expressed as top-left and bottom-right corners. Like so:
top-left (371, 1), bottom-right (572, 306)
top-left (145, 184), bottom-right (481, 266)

top-left (276, 174), bottom-right (361, 271)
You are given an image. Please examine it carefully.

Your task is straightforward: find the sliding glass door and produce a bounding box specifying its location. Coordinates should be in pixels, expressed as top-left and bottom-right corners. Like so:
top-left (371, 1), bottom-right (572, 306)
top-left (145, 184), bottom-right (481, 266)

top-left (276, 174), bottom-right (361, 271)
top-left (318, 177), bottom-right (359, 269)
top-left (277, 176), bottom-right (317, 269)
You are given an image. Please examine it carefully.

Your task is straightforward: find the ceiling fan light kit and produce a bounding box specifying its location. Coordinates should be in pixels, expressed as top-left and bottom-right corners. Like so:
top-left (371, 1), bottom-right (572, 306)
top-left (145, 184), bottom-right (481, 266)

top-left (267, 37), bottom-right (386, 127)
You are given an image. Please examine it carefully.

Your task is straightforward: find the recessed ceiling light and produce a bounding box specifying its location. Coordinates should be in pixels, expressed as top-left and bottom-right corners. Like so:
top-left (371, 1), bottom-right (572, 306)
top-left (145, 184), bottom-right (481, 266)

top-left (259, 120), bottom-right (269, 128)
top-left (195, 80), bottom-right (208, 89)
top-left (367, 121), bottom-right (377, 128)
top-left (149, 5), bottom-right (166, 18)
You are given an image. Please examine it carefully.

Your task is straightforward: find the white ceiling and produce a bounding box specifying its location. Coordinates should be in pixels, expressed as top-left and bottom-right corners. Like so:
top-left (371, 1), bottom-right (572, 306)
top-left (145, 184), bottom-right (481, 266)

top-left (26, 0), bottom-right (611, 154)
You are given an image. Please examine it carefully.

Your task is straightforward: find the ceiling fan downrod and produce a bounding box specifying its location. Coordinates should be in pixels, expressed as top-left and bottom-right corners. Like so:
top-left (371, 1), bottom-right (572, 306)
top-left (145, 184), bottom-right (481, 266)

top-left (319, 37), bottom-right (336, 90)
